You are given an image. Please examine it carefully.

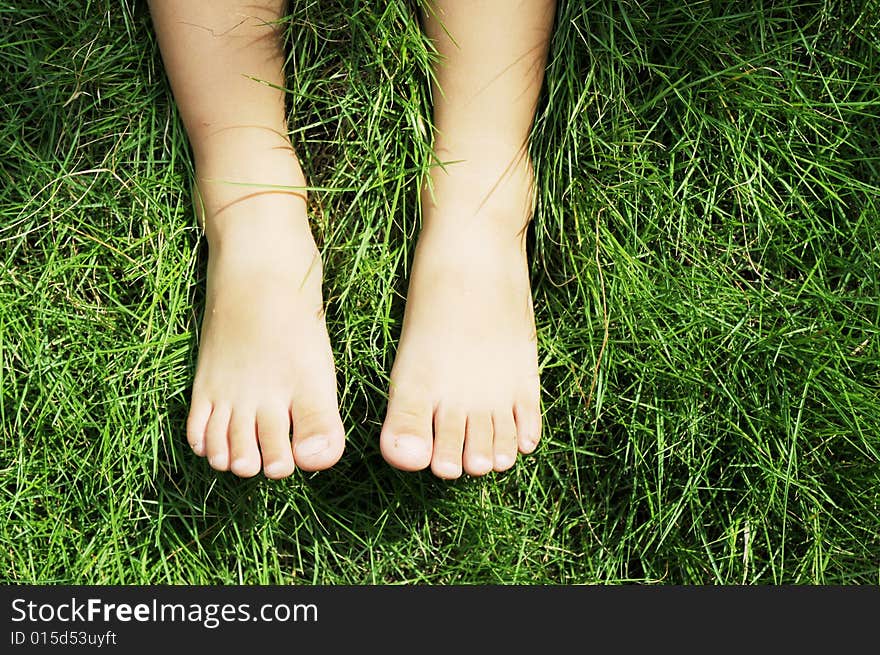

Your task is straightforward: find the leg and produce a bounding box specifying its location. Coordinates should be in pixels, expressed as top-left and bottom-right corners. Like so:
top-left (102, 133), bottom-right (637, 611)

top-left (149, 0), bottom-right (344, 478)
top-left (380, 0), bottom-right (555, 478)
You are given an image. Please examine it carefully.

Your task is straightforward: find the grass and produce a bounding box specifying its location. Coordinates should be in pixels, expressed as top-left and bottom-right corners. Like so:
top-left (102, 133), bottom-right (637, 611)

top-left (1, 0), bottom-right (878, 585)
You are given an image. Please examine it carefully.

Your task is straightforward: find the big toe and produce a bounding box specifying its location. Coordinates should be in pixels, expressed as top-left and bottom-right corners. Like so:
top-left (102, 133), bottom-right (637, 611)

top-left (380, 390), bottom-right (434, 471)
top-left (291, 401), bottom-right (345, 471)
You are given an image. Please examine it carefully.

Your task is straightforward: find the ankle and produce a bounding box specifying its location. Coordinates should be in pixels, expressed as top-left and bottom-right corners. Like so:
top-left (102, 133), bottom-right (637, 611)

top-left (191, 128), bottom-right (311, 239)
top-left (209, 238), bottom-right (323, 279)
top-left (421, 141), bottom-right (535, 233)
top-left (191, 123), bottom-right (292, 164)
top-left (192, 126), bottom-right (305, 194)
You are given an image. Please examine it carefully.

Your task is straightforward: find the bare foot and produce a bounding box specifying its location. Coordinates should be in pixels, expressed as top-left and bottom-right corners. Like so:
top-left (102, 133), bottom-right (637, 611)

top-left (380, 145), bottom-right (541, 478)
top-left (186, 133), bottom-right (344, 479)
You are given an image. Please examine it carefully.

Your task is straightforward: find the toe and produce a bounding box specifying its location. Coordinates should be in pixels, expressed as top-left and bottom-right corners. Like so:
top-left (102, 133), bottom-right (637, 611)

top-left (380, 388), bottom-right (434, 471)
top-left (431, 406), bottom-right (466, 479)
top-left (462, 411), bottom-right (494, 477)
top-left (515, 384), bottom-right (542, 454)
top-left (256, 406), bottom-right (295, 479)
top-left (291, 401), bottom-right (345, 472)
top-left (228, 409), bottom-right (262, 478)
top-left (204, 405), bottom-right (232, 471)
top-left (492, 410), bottom-right (518, 472)
top-left (186, 396), bottom-right (213, 456)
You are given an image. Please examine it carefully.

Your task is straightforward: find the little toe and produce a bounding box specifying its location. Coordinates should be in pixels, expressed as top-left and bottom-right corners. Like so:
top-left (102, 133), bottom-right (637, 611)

top-left (380, 390), bottom-right (434, 471)
top-left (204, 405), bottom-right (232, 471)
top-left (492, 410), bottom-right (518, 472)
top-left (462, 411), bottom-right (494, 477)
top-left (515, 387), bottom-right (542, 454)
top-left (228, 410), bottom-right (262, 478)
top-left (256, 406), bottom-right (295, 479)
top-left (431, 407), bottom-right (466, 479)
top-left (186, 396), bottom-right (213, 456)
top-left (291, 401), bottom-right (345, 472)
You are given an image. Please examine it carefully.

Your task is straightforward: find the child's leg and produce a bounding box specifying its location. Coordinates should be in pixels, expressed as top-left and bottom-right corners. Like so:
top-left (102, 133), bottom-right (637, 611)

top-left (380, 0), bottom-right (556, 478)
top-left (149, 0), bottom-right (344, 478)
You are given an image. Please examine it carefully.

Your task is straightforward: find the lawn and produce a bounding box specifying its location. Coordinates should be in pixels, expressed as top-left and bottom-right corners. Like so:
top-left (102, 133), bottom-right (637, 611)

top-left (1, 0), bottom-right (878, 584)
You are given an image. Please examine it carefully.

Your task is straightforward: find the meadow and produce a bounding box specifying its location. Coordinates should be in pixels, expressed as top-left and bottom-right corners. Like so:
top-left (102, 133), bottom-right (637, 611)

top-left (1, 0), bottom-right (878, 584)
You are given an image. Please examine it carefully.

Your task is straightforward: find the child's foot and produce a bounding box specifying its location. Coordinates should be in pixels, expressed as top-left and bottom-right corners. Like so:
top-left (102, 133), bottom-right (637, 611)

top-left (380, 144), bottom-right (541, 478)
top-left (185, 134), bottom-right (344, 479)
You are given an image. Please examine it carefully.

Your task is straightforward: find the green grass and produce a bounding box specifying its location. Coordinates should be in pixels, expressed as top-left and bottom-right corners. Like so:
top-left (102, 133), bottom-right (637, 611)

top-left (1, 0), bottom-right (879, 584)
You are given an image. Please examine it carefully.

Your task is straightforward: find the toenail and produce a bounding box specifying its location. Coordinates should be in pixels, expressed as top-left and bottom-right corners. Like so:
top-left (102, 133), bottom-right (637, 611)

top-left (521, 437), bottom-right (538, 452)
top-left (495, 454), bottom-right (515, 469)
top-left (231, 458), bottom-right (256, 473)
top-left (263, 461), bottom-right (290, 479)
top-left (469, 456), bottom-right (493, 473)
top-left (296, 436), bottom-right (329, 458)
top-left (395, 434), bottom-right (429, 457)
top-left (208, 455), bottom-right (226, 469)
top-left (433, 461), bottom-right (462, 479)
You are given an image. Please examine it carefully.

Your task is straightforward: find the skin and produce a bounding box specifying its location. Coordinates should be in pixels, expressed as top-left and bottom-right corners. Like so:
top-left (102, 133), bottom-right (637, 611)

top-left (149, 0), bottom-right (556, 480)
top-left (379, 0), bottom-right (557, 478)
top-left (149, 0), bottom-right (344, 478)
